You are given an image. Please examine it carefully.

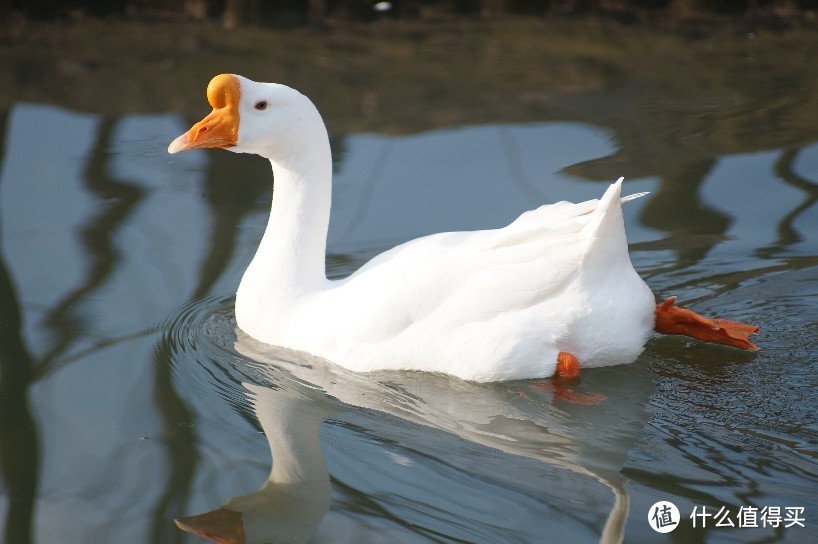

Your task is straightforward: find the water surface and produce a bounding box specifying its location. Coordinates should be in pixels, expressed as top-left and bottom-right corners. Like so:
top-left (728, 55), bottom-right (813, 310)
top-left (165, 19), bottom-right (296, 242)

top-left (1, 19), bottom-right (817, 544)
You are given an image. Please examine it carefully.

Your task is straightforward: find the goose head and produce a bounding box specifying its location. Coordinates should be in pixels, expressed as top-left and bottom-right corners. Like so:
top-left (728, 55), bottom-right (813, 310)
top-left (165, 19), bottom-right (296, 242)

top-left (168, 74), bottom-right (327, 163)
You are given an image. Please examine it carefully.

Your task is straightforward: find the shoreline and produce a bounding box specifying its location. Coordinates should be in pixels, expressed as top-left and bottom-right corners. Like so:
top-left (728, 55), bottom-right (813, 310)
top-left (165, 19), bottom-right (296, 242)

top-left (2, 15), bottom-right (816, 181)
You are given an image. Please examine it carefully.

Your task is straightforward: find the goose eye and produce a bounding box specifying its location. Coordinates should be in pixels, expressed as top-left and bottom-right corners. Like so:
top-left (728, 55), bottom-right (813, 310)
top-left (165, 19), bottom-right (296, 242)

top-left (254, 100), bottom-right (268, 111)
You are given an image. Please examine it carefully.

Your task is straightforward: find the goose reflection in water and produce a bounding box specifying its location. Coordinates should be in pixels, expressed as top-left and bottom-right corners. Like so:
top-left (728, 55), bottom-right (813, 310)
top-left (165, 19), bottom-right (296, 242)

top-left (176, 322), bottom-right (656, 543)
top-left (176, 377), bottom-right (334, 544)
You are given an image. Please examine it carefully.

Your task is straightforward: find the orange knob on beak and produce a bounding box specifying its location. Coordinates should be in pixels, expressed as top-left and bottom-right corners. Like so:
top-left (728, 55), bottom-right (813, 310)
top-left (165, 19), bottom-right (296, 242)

top-left (169, 74), bottom-right (241, 154)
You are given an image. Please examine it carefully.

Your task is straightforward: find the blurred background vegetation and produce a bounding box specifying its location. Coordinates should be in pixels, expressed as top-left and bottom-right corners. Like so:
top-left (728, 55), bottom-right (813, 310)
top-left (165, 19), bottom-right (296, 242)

top-left (1, 0), bottom-right (816, 192)
top-left (2, 0), bottom-right (817, 27)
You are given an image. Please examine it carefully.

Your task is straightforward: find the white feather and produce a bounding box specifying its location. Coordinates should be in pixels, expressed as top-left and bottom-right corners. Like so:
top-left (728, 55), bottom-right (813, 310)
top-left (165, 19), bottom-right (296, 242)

top-left (215, 77), bottom-right (656, 382)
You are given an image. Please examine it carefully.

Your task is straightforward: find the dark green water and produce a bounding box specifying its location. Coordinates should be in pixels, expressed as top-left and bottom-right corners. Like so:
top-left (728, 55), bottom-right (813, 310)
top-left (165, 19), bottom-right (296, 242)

top-left (1, 18), bottom-right (817, 544)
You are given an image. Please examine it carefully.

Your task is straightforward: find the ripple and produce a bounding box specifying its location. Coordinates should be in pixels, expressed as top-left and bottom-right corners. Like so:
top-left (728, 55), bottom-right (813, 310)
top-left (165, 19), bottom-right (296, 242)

top-left (160, 294), bottom-right (650, 542)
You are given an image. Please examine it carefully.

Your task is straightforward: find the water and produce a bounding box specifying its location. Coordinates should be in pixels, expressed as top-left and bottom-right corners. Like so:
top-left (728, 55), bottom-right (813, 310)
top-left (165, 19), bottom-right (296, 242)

top-left (1, 19), bottom-right (818, 544)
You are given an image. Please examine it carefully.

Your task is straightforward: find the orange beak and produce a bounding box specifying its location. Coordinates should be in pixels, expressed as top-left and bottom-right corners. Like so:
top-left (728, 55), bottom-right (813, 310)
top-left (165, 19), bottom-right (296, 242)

top-left (169, 74), bottom-right (241, 154)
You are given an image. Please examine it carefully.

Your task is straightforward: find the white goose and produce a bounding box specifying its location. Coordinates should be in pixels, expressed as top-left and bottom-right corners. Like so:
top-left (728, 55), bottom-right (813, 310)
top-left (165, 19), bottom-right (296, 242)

top-left (169, 74), bottom-right (758, 383)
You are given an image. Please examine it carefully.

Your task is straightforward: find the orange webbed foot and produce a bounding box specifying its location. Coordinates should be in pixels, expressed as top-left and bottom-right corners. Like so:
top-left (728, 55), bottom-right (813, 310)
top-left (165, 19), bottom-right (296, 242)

top-left (555, 351), bottom-right (581, 382)
top-left (654, 296), bottom-right (759, 351)
top-left (530, 352), bottom-right (605, 405)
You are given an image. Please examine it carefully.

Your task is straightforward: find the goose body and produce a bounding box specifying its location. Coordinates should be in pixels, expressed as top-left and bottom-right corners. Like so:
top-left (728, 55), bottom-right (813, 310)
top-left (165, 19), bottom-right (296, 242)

top-left (169, 74), bottom-right (757, 383)
top-left (238, 176), bottom-right (655, 382)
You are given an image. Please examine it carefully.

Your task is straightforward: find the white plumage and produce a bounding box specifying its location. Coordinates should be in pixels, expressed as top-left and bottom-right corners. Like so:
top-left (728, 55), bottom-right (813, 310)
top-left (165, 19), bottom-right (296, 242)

top-left (170, 74), bottom-right (658, 382)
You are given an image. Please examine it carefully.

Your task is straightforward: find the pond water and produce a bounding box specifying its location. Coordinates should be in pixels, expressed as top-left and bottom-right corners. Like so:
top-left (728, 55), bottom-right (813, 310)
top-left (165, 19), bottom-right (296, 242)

top-left (1, 19), bottom-right (818, 544)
